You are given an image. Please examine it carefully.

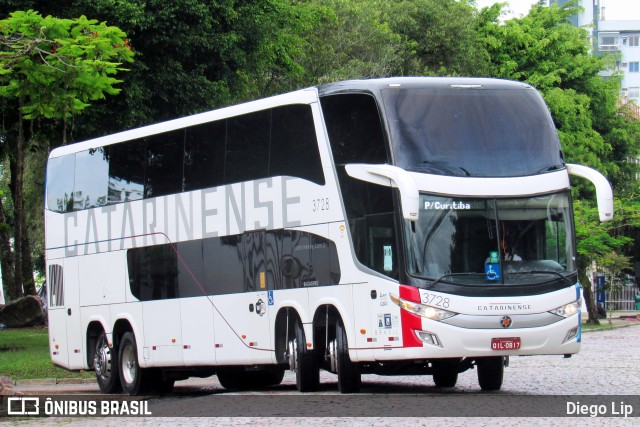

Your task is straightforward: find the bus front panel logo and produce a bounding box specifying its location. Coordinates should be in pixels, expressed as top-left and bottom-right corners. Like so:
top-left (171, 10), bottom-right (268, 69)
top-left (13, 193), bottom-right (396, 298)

top-left (500, 316), bottom-right (512, 328)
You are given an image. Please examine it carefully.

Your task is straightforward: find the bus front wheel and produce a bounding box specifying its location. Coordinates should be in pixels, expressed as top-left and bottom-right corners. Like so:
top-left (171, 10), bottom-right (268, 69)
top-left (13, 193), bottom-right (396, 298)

top-left (432, 358), bottom-right (460, 388)
top-left (476, 356), bottom-right (504, 391)
top-left (334, 319), bottom-right (361, 393)
top-left (287, 319), bottom-right (319, 392)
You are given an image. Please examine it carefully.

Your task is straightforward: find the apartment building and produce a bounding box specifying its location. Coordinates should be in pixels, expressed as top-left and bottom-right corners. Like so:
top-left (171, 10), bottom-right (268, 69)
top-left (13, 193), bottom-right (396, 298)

top-left (551, 0), bottom-right (640, 103)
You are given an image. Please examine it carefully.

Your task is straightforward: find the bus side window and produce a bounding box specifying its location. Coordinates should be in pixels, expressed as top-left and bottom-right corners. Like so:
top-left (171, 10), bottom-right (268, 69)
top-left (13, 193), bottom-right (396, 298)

top-left (184, 120), bottom-right (226, 191)
top-left (145, 129), bottom-right (185, 198)
top-left (46, 154), bottom-right (76, 213)
top-left (108, 140), bottom-right (145, 204)
top-left (128, 244), bottom-right (179, 301)
top-left (270, 104), bottom-right (324, 185)
top-left (203, 235), bottom-right (245, 295)
top-left (226, 110), bottom-right (270, 185)
top-left (321, 93), bottom-right (398, 279)
top-left (243, 232), bottom-right (265, 292)
top-left (320, 93), bottom-right (388, 165)
top-left (74, 148), bottom-right (108, 210)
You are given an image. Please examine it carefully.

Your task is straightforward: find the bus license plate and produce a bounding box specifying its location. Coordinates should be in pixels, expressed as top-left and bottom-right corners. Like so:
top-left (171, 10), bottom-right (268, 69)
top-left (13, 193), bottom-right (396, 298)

top-left (491, 337), bottom-right (521, 351)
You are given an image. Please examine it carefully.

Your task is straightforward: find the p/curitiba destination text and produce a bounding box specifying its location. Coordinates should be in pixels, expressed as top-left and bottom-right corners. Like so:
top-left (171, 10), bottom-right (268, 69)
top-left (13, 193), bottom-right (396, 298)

top-left (567, 400), bottom-right (634, 418)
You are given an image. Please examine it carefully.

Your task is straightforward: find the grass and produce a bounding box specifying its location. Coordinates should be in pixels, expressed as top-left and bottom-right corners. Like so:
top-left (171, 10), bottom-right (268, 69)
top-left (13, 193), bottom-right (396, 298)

top-left (0, 327), bottom-right (93, 381)
top-left (581, 322), bottom-right (616, 331)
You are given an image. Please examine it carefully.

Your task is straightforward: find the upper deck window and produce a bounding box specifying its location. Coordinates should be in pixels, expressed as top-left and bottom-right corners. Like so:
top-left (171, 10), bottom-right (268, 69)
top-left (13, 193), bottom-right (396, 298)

top-left (381, 87), bottom-right (564, 177)
top-left (46, 103), bottom-right (325, 213)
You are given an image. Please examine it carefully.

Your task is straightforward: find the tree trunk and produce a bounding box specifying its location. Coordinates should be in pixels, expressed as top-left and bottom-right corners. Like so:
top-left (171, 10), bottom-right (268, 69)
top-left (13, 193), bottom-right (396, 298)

top-left (21, 216), bottom-right (35, 295)
top-left (8, 92), bottom-right (34, 297)
top-left (0, 196), bottom-right (16, 302)
top-left (578, 264), bottom-right (600, 326)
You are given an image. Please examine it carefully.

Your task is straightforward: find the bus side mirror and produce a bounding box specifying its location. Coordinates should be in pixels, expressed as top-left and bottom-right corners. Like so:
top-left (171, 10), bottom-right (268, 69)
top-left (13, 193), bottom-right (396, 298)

top-left (567, 163), bottom-right (614, 222)
top-left (345, 164), bottom-right (419, 221)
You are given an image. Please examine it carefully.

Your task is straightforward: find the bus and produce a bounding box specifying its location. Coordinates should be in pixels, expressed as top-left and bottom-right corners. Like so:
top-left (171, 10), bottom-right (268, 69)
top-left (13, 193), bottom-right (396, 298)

top-left (44, 77), bottom-right (613, 395)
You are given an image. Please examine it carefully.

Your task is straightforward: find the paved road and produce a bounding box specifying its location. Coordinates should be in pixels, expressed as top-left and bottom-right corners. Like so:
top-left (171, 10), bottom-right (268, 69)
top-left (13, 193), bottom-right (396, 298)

top-left (6, 324), bottom-right (640, 426)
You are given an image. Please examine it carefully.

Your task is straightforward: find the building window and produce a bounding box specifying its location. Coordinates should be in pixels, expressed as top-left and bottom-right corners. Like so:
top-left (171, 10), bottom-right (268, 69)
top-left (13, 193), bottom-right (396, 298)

top-left (599, 33), bottom-right (619, 51)
top-left (630, 62), bottom-right (640, 73)
top-left (629, 36), bottom-right (640, 47)
top-left (629, 87), bottom-right (640, 99)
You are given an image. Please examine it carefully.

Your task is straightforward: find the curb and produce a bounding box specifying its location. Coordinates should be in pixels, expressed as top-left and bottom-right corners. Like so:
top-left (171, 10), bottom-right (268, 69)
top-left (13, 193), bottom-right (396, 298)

top-left (582, 320), bottom-right (640, 332)
top-left (13, 377), bottom-right (96, 386)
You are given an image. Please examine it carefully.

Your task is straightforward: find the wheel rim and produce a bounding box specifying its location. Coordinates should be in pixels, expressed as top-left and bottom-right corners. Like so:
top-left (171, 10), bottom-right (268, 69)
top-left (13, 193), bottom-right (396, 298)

top-left (328, 338), bottom-right (338, 372)
top-left (121, 344), bottom-right (137, 384)
top-left (94, 336), bottom-right (111, 379)
top-left (287, 338), bottom-right (298, 372)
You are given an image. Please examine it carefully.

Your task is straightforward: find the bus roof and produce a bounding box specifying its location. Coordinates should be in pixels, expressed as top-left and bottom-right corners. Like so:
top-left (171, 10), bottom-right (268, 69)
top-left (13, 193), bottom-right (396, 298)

top-left (317, 77), bottom-right (533, 96)
top-left (49, 77), bottom-right (533, 159)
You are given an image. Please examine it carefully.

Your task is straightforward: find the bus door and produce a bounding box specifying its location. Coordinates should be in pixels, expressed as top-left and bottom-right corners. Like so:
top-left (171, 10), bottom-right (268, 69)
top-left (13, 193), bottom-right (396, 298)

top-left (47, 258), bottom-right (84, 369)
top-left (350, 219), bottom-right (403, 355)
top-left (211, 231), bottom-right (273, 364)
top-left (130, 244), bottom-right (184, 367)
top-left (177, 240), bottom-right (216, 366)
top-left (47, 262), bottom-right (68, 368)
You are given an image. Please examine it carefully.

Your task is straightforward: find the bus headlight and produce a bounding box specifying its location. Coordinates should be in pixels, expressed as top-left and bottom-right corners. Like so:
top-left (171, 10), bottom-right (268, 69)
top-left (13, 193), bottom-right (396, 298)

top-left (549, 300), bottom-right (581, 318)
top-left (390, 293), bottom-right (456, 321)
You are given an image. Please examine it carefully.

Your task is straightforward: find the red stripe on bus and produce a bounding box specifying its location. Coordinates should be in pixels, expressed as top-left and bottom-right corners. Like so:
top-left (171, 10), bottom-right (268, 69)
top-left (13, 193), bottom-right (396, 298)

top-left (399, 285), bottom-right (423, 348)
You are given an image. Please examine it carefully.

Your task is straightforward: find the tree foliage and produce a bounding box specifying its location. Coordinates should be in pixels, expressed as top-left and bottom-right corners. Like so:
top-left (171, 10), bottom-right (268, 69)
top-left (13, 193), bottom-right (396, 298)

top-left (0, 9), bottom-right (132, 301)
top-left (382, 0), bottom-right (489, 76)
top-left (0, 10), bottom-right (133, 139)
top-left (0, 0), bottom-right (638, 312)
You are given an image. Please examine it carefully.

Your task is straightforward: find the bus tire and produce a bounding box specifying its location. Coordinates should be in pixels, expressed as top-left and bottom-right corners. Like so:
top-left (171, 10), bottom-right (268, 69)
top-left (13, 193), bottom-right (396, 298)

top-left (432, 358), bottom-right (460, 388)
top-left (336, 319), bottom-right (361, 393)
top-left (94, 332), bottom-right (121, 394)
top-left (218, 367), bottom-right (285, 390)
top-left (118, 332), bottom-right (152, 396)
top-left (217, 367), bottom-right (249, 389)
top-left (288, 319), bottom-right (319, 392)
top-left (476, 356), bottom-right (504, 391)
top-left (258, 368), bottom-right (285, 387)
top-left (150, 370), bottom-right (175, 394)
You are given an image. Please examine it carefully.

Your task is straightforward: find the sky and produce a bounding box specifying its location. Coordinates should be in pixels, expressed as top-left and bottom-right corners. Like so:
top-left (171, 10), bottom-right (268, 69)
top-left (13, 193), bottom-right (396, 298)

top-left (473, 0), bottom-right (640, 21)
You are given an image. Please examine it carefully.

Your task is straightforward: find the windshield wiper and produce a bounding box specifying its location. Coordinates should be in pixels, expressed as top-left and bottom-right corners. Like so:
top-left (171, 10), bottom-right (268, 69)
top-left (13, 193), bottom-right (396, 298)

top-left (425, 270), bottom-right (573, 288)
top-left (506, 270), bottom-right (574, 286)
top-left (426, 272), bottom-right (487, 289)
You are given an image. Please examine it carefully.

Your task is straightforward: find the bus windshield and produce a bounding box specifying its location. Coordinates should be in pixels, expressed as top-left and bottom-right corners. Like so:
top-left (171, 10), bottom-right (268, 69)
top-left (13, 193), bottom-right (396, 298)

top-left (405, 192), bottom-right (575, 286)
top-left (381, 87), bottom-right (564, 177)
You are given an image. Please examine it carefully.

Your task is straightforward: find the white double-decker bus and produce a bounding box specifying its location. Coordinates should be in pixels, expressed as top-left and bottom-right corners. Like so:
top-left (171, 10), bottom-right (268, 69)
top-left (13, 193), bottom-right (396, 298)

top-left (45, 77), bottom-right (613, 395)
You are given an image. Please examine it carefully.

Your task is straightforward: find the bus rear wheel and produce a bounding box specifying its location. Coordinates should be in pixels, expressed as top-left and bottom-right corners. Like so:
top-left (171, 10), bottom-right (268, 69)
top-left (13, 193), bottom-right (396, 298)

top-left (217, 367), bottom-right (285, 390)
top-left (94, 332), bottom-right (121, 393)
top-left (476, 356), bottom-right (504, 391)
top-left (287, 319), bottom-right (319, 392)
top-left (118, 332), bottom-right (154, 396)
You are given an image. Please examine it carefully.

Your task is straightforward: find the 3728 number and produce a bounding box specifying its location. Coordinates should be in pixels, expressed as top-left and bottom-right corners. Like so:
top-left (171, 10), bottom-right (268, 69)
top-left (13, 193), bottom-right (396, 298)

top-left (421, 292), bottom-right (450, 309)
top-left (313, 198), bottom-right (329, 212)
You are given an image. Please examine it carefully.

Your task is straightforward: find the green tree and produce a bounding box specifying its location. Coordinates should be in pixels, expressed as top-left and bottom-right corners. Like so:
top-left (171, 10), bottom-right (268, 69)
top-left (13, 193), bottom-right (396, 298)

top-left (574, 198), bottom-right (639, 323)
top-left (44, 0), bottom-right (319, 129)
top-left (477, 0), bottom-right (640, 323)
top-left (382, 0), bottom-right (490, 76)
top-left (0, 1), bottom-right (321, 292)
top-left (0, 10), bottom-right (133, 301)
top-left (478, 0), bottom-right (632, 184)
top-left (295, 0), bottom-right (405, 85)
top-left (294, 0), bottom-right (490, 85)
